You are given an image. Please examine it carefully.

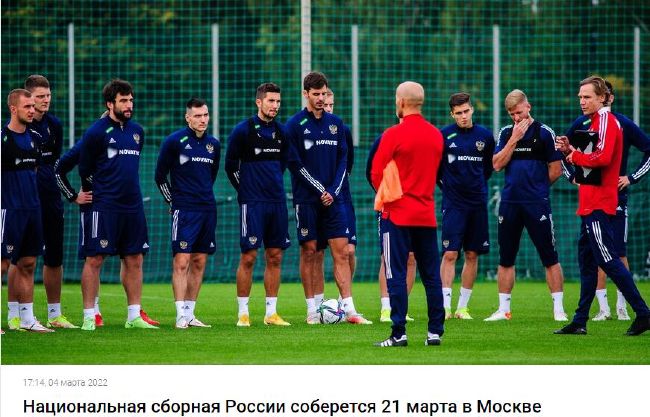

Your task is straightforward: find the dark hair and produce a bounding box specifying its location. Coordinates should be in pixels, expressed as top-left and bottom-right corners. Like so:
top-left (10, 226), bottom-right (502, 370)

top-left (580, 76), bottom-right (610, 104)
top-left (24, 74), bottom-right (50, 91)
top-left (256, 82), bottom-right (281, 100)
top-left (604, 80), bottom-right (614, 97)
top-left (103, 79), bottom-right (133, 104)
top-left (7, 88), bottom-right (32, 107)
top-left (449, 92), bottom-right (471, 109)
top-left (186, 97), bottom-right (207, 109)
top-left (303, 71), bottom-right (328, 91)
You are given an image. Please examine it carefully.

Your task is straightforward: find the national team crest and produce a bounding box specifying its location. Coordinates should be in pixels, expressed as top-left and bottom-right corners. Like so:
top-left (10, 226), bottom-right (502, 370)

top-left (476, 141), bottom-right (485, 151)
top-left (100, 239), bottom-right (109, 248)
top-left (272, 131), bottom-right (276, 139)
top-left (133, 133), bottom-right (140, 144)
top-left (248, 236), bottom-right (258, 245)
top-left (329, 124), bottom-right (338, 135)
top-left (6, 245), bottom-right (13, 253)
top-left (206, 143), bottom-right (214, 154)
top-left (442, 240), bottom-right (450, 248)
top-left (498, 216), bottom-right (503, 224)
top-left (300, 228), bottom-right (309, 237)
top-left (180, 241), bottom-right (188, 249)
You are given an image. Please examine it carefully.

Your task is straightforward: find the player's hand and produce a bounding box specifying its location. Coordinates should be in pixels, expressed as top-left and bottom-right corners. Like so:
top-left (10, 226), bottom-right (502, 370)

top-left (555, 135), bottom-right (570, 153)
top-left (511, 117), bottom-right (532, 142)
top-left (75, 190), bottom-right (92, 205)
top-left (566, 151), bottom-right (575, 164)
top-left (618, 175), bottom-right (631, 190)
top-left (321, 191), bottom-right (333, 206)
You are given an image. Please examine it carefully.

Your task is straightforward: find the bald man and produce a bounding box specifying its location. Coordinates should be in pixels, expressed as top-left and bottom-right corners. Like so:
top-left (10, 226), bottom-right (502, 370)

top-left (370, 81), bottom-right (445, 347)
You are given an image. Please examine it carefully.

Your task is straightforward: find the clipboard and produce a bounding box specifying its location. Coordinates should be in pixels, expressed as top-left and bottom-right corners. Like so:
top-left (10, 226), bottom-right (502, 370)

top-left (570, 130), bottom-right (602, 185)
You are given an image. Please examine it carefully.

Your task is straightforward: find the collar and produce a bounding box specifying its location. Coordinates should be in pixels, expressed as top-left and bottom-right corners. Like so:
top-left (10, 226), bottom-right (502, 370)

top-left (253, 114), bottom-right (276, 127)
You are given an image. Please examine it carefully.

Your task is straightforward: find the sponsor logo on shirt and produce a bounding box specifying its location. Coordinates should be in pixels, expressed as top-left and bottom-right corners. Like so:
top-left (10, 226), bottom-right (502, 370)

top-left (185, 144), bottom-right (192, 149)
top-left (191, 156), bottom-right (214, 164)
top-left (303, 128), bottom-right (311, 135)
top-left (316, 139), bottom-right (337, 146)
top-left (449, 142), bottom-right (457, 148)
top-left (457, 155), bottom-right (483, 161)
top-left (119, 149), bottom-right (140, 156)
top-left (109, 138), bottom-right (116, 144)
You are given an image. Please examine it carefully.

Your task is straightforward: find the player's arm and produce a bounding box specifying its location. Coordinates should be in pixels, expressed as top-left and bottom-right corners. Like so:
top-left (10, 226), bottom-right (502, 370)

top-left (224, 125), bottom-right (244, 190)
top-left (154, 136), bottom-right (175, 205)
top-left (327, 129), bottom-right (348, 198)
top-left (211, 139), bottom-right (221, 184)
top-left (624, 121), bottom-right (650, 185)
top-left (542, 125), bottom-right (563, 184)
top-left (78, 126), bottom-right (101, 191)
top-left (286, 122), bottom-right (327, 196)
top-left (365, 135), bottom-right (382, 191)
top-left (54, 139), bottom-right (83, 202)
top-left (570, 114), bottom-right (617, 168)
top-left (483, 133), bottom-right (496, 181)
top-left (370, 129), bottom-right (396, 191)
top-left (493, 118), bottom-right (532, 171)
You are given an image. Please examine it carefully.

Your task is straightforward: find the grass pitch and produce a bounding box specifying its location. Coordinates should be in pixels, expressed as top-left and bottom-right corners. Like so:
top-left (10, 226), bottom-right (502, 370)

top-left (1, 281), bottom-right (649, 365)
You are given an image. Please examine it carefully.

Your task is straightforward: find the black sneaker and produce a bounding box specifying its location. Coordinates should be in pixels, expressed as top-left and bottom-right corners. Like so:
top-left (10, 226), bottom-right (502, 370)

top-left (425, 334), bottom-right (441, 346)
top-left (554, 322), bottom-right (587, 335)
top-left (374, 335), bottom-right (408, 347)
top-left (625, 316), bottom-right (650, 336)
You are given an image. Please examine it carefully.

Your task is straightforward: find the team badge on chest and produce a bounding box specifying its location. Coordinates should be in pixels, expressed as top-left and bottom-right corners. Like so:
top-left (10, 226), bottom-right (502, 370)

top-left (476, 141), bottom-right (485, 151)
top-left (329, 125), bottom-right (338, 135)
top-left (206, 143), bottom-right (214, 154)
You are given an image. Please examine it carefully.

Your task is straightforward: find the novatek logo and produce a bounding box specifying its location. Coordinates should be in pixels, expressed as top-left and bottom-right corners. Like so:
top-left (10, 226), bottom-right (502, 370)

top-left (315, 139), bottom-right (337, 146)
top-left (191, 156), bottom-right (213, 164)
top-left (457, 156), bottom-right (483, 161)
top-left (119, 149), bottom-right (140, 156)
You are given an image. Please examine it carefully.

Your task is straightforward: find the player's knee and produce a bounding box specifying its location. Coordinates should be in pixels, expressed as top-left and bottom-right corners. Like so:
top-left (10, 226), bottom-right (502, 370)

top-left (407, 252), bottom-right (416, 268)
top-left (464, 251), bottom-right (478, 263)
top-left (442, 251), bottom-right (459, 263)
top-left (240, 251), bottom-right (257, 270)
top-left (347, 244), bottom-right (356, 258)
top-left (18, 257), bottom-right (37, 275)
top-left (265, 250), bottom-right (282, 269)
top-left (85, 256), bottom-right (104, 271)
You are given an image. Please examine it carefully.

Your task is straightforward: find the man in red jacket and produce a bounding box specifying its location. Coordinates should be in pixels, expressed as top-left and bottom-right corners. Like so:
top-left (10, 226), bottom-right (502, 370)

top-left (555, 76), bottom-right (650, 336)
top-left (371, 81), bottom-right (445, 347)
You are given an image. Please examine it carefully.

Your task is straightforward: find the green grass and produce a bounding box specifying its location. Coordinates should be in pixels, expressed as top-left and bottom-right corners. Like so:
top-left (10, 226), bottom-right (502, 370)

top-left (2, 282), bottom-right (649, 365)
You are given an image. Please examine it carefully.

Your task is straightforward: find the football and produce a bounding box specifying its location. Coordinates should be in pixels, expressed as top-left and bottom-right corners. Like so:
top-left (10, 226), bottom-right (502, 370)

top-left (318, 299), bottom-right (345, 324)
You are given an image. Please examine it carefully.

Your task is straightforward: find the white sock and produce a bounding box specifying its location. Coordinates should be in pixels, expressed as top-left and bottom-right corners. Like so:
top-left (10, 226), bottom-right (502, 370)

top-left (616, 290), bottom-right (627, 309)
top-left (94, 297), bottom-right (101, 315)
top-left (442, 287), bottom-right (452, 309)
top-left (380, 297), bottom-right (391, 310)
top-left (498, 293), bottom-right (511, 312)
top-left (237, 297), bottom-right (249, 316)
top-left (306, 298), bottom-right (316, 315)
top-left (595, 289), bottom-right (610, 312)
top-left (184, 300), bottom-right (196, 320)
top-left (83, 308), bottom-right (95, 320)
top-left (127, 304), bottom-right (141, 321)
top-left (341, 297), bottom-right (356, 315)
top-left (19, 303), bottom-right (35, 326)
top-left (47, 303), bottom-right (61, 320)
top-left (551, 292), bottom-right (564, 313)
top-left (457, 287), bottom-right (472, 310)
top-left (265, 297), bottom-right (277, 317)
top-left (175, 301), bottom-right (185, 320)
top-left (314, 293), bottom-right (325, 307)
top-left (8, 301), bottom-right (19, 320)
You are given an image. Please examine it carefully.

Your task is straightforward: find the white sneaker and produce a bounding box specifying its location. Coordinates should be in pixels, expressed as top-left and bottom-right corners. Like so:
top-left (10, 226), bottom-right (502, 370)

top-left (617, 307), bottom-right (631, 321)
top-left (554, 311), bottom-right (569, 322)
top-left (484, 310), bottom-right (512, 321)
top-left (175, 317), bottom-right (189, 329)
top-left (592, 310), bottom-right (612, 321)
top-left (187, 318), bottom-right (211, 328)
top-left (21, 318), bottom-right (55, 333)
top-left (306, 312), bottom-right (320, 325)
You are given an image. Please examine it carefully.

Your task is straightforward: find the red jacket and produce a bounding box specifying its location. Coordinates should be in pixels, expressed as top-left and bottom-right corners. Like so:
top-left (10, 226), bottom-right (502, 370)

top-left (370, 114), bottom-right (443, 226)
top-left (571, 108), bottom-right (622, 216)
